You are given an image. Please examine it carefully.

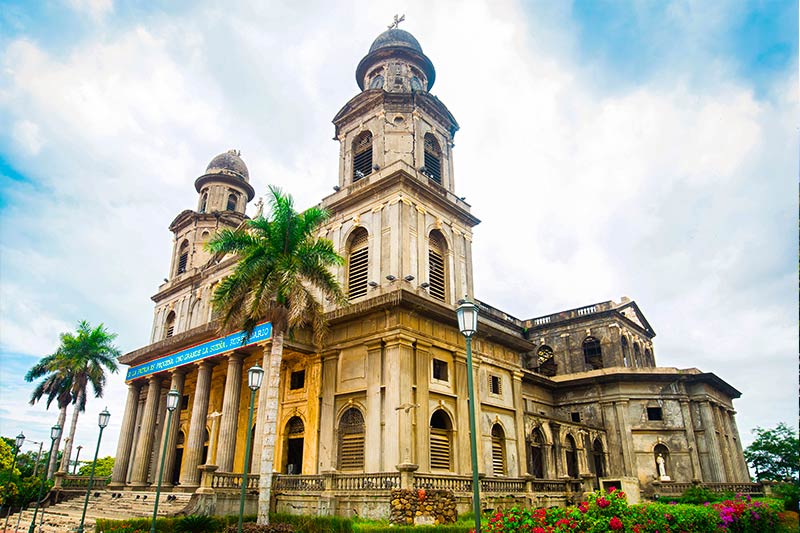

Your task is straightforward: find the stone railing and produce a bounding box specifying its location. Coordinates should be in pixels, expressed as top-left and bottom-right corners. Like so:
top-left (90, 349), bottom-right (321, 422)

top-left (211, 472), bottom-right (260, 491)
top-left (530, 479), bottom-right (569, 493)
top-left (482, 477), bottom-right (527, 494)
top-left (273, 475), bottom-right (324, 492)
top-left (414, 474), bottom-right (473, 492)
top-left (58, 475), bottom-right (111, 490)
top-left (654, 481), bottom-right (763, 496)
top-left (334, 472), bottom-right (400, 491)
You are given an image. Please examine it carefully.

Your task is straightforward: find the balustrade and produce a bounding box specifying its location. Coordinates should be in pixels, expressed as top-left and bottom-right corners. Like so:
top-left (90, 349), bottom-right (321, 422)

top-left (414, 474), bottom-right (472, 492)
top-left (61, 475), bottom-right (111, 490)
top-left (482, 478), bottom-right (527, 493)
top-left (273, 475), bottom-right (324, 492)
top-left (211, 472), bottom-right (260, 491)
top-left (334, 472), bottom-right (400, 491)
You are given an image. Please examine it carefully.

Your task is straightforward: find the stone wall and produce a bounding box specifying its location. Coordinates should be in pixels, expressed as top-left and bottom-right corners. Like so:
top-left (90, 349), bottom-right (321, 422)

top-left (389, 489), bottom-right (457, 526)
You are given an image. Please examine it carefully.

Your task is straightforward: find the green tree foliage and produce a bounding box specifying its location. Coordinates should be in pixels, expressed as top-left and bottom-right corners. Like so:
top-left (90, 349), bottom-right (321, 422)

top-left (77, 455), bottom-right (114, 477)
top-left (744, 422), bottom-right (799, 482)
top-left (0, 438), bottom-right (20, 477)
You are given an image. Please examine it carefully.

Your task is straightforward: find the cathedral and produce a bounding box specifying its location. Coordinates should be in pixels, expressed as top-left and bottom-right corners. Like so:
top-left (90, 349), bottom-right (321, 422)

top-left (110, 27), bottom-right (752, 517)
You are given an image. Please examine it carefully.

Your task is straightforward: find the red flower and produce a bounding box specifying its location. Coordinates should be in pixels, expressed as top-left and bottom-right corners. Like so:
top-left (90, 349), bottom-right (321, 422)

top-left (609, 516), bottom-right (624, 530)
top-left (597, 497), bottom-right (611, 508)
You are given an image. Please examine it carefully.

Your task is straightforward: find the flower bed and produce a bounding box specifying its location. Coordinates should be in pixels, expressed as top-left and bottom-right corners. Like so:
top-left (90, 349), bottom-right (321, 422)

top-left (483, 489), bottom-right (786, 533)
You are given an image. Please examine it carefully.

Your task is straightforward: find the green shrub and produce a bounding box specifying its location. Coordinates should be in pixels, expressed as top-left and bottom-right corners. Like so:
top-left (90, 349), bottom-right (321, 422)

top-left (271, 513), bottom-right (352, 533)
top-left (355, 525), bottom-right (471, 533)
top-left (772, 482), bottom-right (800, 511)
top-left (175, 514), bottom-right (220, 532)
top-left (223, 524), bottom-right (294, 533)
top-left (677, 485), bottom-right (716, 504)
top-left (94, 516), bottom-right (178, 532)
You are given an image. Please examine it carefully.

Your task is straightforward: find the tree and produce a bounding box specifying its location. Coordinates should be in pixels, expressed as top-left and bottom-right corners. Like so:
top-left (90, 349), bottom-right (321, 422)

top-left (53, 321), bottom-right (120, 473)
top-left (77, 456), bottom-right (114, 478)
top-left (207, 185), bottom-right (344, 524)
top-left (744, 422), bottom-right (799, 483)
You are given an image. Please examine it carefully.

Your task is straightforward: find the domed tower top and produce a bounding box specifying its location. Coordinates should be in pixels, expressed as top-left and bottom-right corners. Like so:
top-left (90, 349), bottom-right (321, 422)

top-left (355, 25), bottom-right (436, 93)
top-left (194, 149), bottom-right (255, 215)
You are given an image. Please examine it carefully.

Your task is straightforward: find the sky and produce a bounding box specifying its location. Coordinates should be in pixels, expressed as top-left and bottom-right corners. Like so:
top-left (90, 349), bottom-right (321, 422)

top-left (0, 0), bottom-right (796, 465)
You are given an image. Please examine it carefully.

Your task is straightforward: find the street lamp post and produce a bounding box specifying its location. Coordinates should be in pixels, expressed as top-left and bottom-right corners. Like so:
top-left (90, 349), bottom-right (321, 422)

top-left (3, 432), bottom-right (25, 531)
top-left (77, 408), bottom-right (110, 533)
top-left (457, 298), bottom-right (481, 533)
top-left (73, 445), bottom-right (83, 474)
top-left (151, 389), bottom-right (181, 533)
top-left (238, 364), bottom-right (264, 533)
top-left (28, 424), bottom-right (61, 533)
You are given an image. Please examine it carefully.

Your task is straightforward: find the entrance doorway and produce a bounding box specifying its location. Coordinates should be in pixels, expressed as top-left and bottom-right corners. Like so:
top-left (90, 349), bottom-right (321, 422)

top-left (284, 417), bottom-right (305, 474)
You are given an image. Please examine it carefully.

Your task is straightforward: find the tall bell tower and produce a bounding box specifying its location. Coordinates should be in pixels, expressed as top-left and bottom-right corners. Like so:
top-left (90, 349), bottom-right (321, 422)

top-left (321, 25), bottom-right (479, 309)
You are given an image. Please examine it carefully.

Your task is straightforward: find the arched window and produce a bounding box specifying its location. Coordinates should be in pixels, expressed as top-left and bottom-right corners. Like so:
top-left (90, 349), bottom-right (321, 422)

top-left (164, 311), bottom-right (176, 339)
top-left (177, 241), bottom-right (189, 274)
top-left (429, 410), bottom-right (453, 471)
top-left (285, 416), bottom-right (305, 474)
top-left (644, 347), bottom-right (653, 366)
top-left (226, 193), bottom-right (238, 211)
top-left (337, 408), bottom-right (365, 471)
top-left (428, 230), bottom-right (447, 302)
top-left (347, 228), bottom-right (369, 300)
top-left (633, 343), bottom-right (642, 366)
top-left (621, 336), bottom-right (630, 367)
top-left (369, 75), bottom-right (384, 89)
top-left (527, 428), bottom-right (545, 478)
top-left (564, 434), bottom-right (578, 478)
top-left (423, 133), bottom-right (442, 184)
top-left (199, 192), bottom-right (208, 213)
top-left (536, 345), bottom-right (556, 376)
top-left (352, 131), bottom-right (373, 182)
top-left (583, 337), bottom-right (603, 369)
top-left (592, 439), bottom-right (605, 478)
top-left (491, 424), bottom-right (506, 476)
top-left (654, 443), bottom-right (670, 479)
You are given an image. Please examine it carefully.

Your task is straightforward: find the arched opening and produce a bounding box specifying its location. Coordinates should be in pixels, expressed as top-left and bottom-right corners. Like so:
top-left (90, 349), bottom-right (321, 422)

top-left (346, 228), bottom-right (369, 300)
top-left (226, 193), bottom-right (238, 211)
top-left (429, 410), bottom-right (453, 471)
top-left (654, 443), bottom-right (670, 479)
top-left (644, 347), bottom-right (653, 365)
top-left (284, 416), bottom-right (304, 474)
top-left (536, 345), bottom-right (556, 376)
top-left (176, 241), bottom-right (189, 275)
top-left (592, 439), bottom-right (605, 478)
top-left (564, 434), bottom-right (578, 478)
top-left (583, 337), bottom-right (603, 369)
top-left (634, 343), bottom-right (642, 366)
top-left (491, 424), bottom-right (506, 476)
top-left (172, 430), bottom-right (185, 484)
top-left (164, 311), bottom-right (176, 339)
top-left (621, 336), bottom-right (630, 367)
top-left (527, 428), bottom-right (545, 478)
top-left (369, 74), bottom-right (384, 89)
top-left (337, 408), bottom-right (365, 471)
top-left (428, 230), bottom-right (447, 302)
top-left (199, 192), bottom-right (208, 213)
top-left (423, 133), bottom-right (442, 184)
top-left (352, 131), bottom-right (373, 181)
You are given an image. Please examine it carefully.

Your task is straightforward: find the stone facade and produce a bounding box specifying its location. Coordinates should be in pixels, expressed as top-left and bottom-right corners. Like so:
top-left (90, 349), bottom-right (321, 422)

top-left (111, 28), bottom-right (751, 516)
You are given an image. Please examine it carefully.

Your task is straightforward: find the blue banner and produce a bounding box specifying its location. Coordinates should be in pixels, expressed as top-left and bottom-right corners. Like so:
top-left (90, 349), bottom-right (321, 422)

top-left (126, 322), bottom-right (272, 381)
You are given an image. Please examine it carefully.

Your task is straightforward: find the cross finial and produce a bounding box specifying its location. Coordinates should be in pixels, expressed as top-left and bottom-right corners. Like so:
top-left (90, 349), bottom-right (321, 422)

top-left (388, 14), bottom-right (405, 29)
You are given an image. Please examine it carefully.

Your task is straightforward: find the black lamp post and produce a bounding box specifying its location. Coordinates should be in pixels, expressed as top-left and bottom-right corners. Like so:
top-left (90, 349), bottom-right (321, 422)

top-left (73, 445), bottom-right (83, 475)
top-left (456, 298), bottom-right (481, 533)
top-left (28, 424), bottom-right (61, 533)
top-left (151, 389), bottom-right (181, 533)
top-left (238, 364), bottom-right (264, 533)
top-left (77, 408), bottom-right (110, 533)
top-left (3, 432), bottom-right (25, 531)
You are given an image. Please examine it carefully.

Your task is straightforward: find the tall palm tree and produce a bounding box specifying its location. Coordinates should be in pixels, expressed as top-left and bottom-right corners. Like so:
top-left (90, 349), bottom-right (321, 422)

top-left (25, 322), bottom-right (120, 478)
top-left (25, 353), bottom-right (73, 479)
top-left (56, 321), bottom-right (120, 473)
top-left (208, 185), bottom-right (344, 524)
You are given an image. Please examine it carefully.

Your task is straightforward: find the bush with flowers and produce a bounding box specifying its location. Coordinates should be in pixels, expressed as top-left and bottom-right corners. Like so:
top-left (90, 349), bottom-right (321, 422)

top-left (481, 488), bottom-right (787, 533)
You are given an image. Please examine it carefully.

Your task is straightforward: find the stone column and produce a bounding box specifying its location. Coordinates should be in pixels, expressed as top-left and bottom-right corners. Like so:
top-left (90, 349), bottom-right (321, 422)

top-left (384, 334), bottom-right (415, 470)
top-left (216, 353), bottom-right (244, 472)
top-left (727, 410), bottom-right (750, 481)
top-left (252, 342), bottom-right (271, 473)
top-left (365, 340), bottom-right (384, 471)
top-left (679, 400), bottom-right (702, 481)
top-left (130, 375), bottom-right (164, 487)
top-left (148, 385), bottom-right (169, 482)
top-left (109, 381), bottom-right (143, 487)
top-left (716, 405), bottom-right (735, 481)
top-left (698, 400), bottom-right (725, 482)
top-left (317, 351), bottom-right (338, 472)
top-left (512, 372), bottom-right (527, 477)
top-left (413, 341), bottom-right (431, 470)
top-left (180, 361), bottom-right (213, 489)
top-left (157, 369), bottom-right (186, 488)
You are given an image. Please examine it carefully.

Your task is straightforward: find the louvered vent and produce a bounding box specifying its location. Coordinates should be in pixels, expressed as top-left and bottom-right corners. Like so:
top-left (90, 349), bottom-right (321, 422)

top-left (491, 425), bottom-right (506, 476)
top-left (353, 132), bottom-right (373, 182)
top-left (338, 408), bottom-right (365, 471)
top-left (428, 232), bottom-right (446, 302)
top-left (430, 430), bottom-right (451, 470)
top-left (177, 250), bottom-right (189, 274)
top-left (347, 229), bottom-right (369, 300)
top-left (424, 133), bottom-right (442, 184)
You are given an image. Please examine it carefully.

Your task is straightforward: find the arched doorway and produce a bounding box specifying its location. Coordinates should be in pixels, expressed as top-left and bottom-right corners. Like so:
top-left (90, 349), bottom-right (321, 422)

top-left (564, 434), bottom-right (578, 478)
top-left (592, 439), bottom-right (605, 479)
top-left (284, 416), bottom-right (305, 474)
top-left (337, 408), bottom-right (365, 471)
top-left (491, 424), bottom-right (506, 476)
top-left (527, 428), bottom-right (545, 478)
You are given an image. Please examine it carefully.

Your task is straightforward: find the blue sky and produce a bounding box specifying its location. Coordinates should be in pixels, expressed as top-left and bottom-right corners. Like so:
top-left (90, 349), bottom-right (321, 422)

top-left (0, 0), bottom-right (796, 464)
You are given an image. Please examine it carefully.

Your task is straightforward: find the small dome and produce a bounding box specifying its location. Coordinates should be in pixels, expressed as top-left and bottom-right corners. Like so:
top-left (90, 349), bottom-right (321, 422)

top-left (205, 149), bottom-right (249, 182)
top-left (368, 29), bottom-right (423, 54)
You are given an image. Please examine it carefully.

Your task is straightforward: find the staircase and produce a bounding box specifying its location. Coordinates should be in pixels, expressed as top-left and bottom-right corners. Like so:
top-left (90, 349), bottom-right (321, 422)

top-left (2, 491), bottom-right (192, 533)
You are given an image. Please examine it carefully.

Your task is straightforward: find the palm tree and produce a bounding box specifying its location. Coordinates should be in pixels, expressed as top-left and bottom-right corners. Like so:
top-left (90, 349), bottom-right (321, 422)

top-left (25, 322), bottom-right (120, 478)
top-left (56, 321), bottom-right (120, 473)
top-left (207, 185), bottom-right (344, 524)
top-left (25, 353), bottom-right (73, 479)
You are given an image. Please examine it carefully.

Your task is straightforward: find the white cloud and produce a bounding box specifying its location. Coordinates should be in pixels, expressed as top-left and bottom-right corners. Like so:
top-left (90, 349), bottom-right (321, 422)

top-left (11, 119), bottom-right (44, 155)
top-left (65, 0), bottom-right (113, 21)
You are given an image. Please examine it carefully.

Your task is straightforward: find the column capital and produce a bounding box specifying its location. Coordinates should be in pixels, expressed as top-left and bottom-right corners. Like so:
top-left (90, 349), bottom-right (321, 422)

top-left (365, 339), bottom-right (384, 352)
top-left (383, 333), bottom-right (416, 348)
top-left (147, 373), bottom-right (164, 385)
top-left (169, 367), bottom-right (188, 377)
top-left (227, 351), bottom-right (246, 362)
top-left (414, 340), bottom-right (433, 351)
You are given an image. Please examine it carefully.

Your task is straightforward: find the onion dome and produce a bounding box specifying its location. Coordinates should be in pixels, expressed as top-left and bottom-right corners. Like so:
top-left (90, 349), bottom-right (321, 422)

top-left (356, 28), bottom-right (436, 91)
top-left (195, 149), bottom-right (255, 201)
top-left (368, 29), bottom-right (423, 54)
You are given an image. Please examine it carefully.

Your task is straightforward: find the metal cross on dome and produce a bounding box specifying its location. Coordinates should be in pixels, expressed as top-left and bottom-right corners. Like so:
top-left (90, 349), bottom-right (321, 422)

top-left (388, 14), bottom-right (405, 29)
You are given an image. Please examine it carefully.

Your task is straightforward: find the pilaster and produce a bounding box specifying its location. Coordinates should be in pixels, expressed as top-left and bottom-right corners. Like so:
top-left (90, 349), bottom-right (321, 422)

top-left (365, 340), bottom-right (384, 471)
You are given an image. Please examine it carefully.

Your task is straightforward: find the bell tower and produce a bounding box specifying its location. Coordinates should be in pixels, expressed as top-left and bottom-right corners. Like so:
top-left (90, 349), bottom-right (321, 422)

top-left (321, 26), bottom-right (479, 309)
